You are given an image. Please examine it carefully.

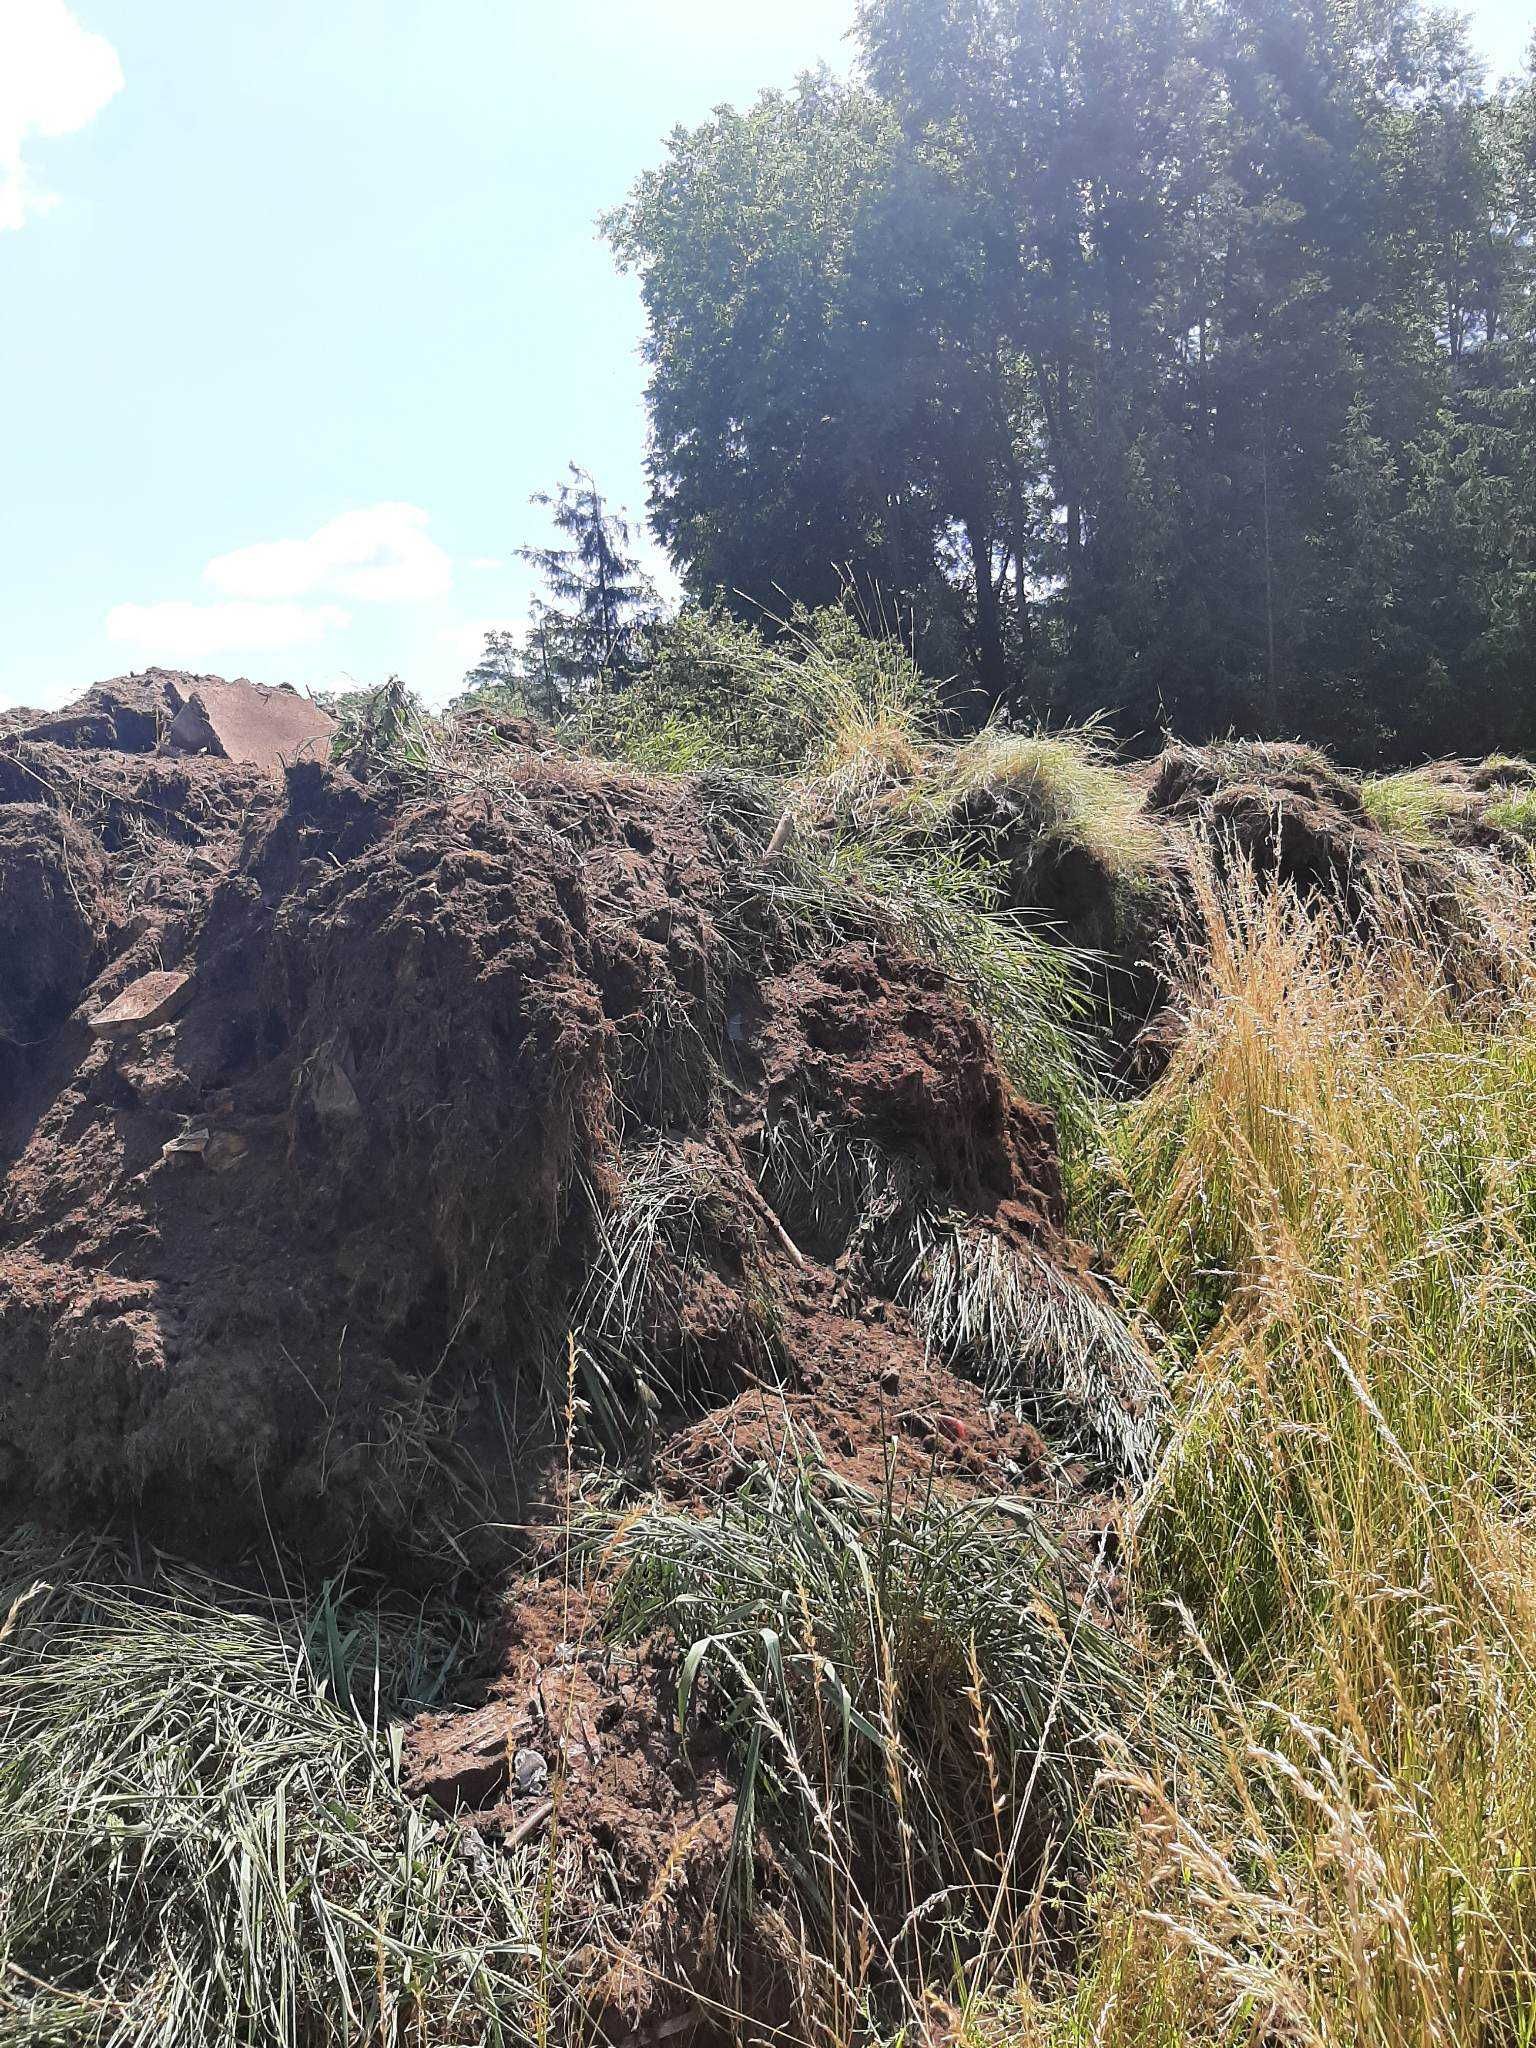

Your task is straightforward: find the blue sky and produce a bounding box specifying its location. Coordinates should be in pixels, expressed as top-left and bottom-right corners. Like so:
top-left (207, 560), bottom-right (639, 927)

top-left (0, 0), bottom-right (1530, 710)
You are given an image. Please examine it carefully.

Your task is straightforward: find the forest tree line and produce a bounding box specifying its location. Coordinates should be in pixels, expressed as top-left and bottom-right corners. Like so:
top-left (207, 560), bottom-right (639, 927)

top-left (582, 0), bottom-right (1535, 761)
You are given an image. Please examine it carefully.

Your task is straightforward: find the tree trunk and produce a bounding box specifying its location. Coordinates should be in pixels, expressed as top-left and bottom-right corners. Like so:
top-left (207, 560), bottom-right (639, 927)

top-left (1065, 497), bottom-right (1083, 657)
top-left (966, 512), bottom-right (1006, 698)
top-left (1006, 462), bottom-right (1032, 657)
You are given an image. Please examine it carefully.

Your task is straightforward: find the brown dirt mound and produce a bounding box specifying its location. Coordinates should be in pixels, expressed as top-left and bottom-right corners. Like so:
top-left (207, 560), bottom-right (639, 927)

top-left (1142, 740), bottom-right (1536, 1011)
top-left (1146, 738), bottom-right (1384, 908)
top-left (0, 679), bottom-right (1128, 1569)
top-left (1, 677), bottom-right (1157, 2031)
top-left (10, 671), bottom-right (175, 752)
top-left (937, 736), bottom-right (1536, 1088)
top-left (0, 804), bottom-right (109, 1051)
top-left (942, 773), bottom-right (1198, 1071)
top-left (1468, 756), bottom-right (1536, 794)
top-left (401, 1284), bottom-right (1073, 2038)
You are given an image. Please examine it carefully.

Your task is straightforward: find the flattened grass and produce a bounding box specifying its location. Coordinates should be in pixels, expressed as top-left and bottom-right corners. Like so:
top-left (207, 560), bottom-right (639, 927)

top-left (0, 1554), bottom-right (548, 2048)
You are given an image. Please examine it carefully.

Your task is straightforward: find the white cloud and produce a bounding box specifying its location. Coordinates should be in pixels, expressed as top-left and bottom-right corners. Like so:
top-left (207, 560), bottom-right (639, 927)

top-left (436, 618), bottom-right (518, 669)
top-left (0, 0), bottom-right (123, 231)
top-left (105, 600), bottom-right (350, 661)
top-left (106, 503), bottom-right (455, 666)
top-left (206, 503), bottom-right (452, 605)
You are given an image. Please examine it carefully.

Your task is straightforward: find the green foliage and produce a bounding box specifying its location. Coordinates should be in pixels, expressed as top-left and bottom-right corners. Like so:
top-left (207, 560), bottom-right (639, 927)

top-left (610, 0), bottom-right (1536, 759)
top-left (945, 723), bottom-right (1163, 882)
top-left (1486, 787), bottom-right (1536, 838)
top-left (604, 77), bottom-right (927, 627)
top-left (578, 600), bottom-right (935, 778)
top-left (1360, 768), bottom-right (1476, 841)
top-left (458, 624), bottom-right (561, 722)
top-left (574, 604), bottom-right (799, 771)
top-left (460, 466), bottom-right (658, 716)
top-left (325, 676), bottom-right (432, 776)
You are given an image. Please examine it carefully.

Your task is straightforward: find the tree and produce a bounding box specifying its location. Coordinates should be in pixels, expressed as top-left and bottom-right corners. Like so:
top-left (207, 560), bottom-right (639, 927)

top-left (461, 468), bottom-right (659, 718)
top-left (517, 465), bottom-right (659, 696)
top-left (604, 76), bottom-right (1003, 684)
top-left (460, 620), bottom-right (572, 723)
top-left (607, 81), bottom-right (913, 609)
top-left (608, 0), bottom-right (1536, 758)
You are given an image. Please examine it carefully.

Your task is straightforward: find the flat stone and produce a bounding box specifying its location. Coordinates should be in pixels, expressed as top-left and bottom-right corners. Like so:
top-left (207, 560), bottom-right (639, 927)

top-left (511, 1747), bottom-right (549, 1797)
top-left (164, 675), bottom-right (334, 777)
top-left (90, 969), bottom-right (194, 1040)
top-left (161, 1125), bottom-right (209, 1165)
top-left (311, 1056), bottom-right (361, 1121)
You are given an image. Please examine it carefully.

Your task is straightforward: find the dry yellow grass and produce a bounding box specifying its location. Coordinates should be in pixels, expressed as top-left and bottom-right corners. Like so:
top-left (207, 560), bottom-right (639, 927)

top-left (1049, 857), bottom-right (1536, 2047)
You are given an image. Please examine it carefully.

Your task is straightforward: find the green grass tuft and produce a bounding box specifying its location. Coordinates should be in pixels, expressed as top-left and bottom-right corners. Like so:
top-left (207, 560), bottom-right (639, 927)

top-left (1360, 767), bottom-right (1475, 841)
top-left (896, 1214), bottom-right (1165, 1482)
top-left (1485, 786), bottom-right (1536, 839)
top-left (604, 1447), bottom-right (1143, 1994)
top-left (945, 723), bottom-right (1161, 883)
top-left (704, 773), bottom-right (1104, 1154)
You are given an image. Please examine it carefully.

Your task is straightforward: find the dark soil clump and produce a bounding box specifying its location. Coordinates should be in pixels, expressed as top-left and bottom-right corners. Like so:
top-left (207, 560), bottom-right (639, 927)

top-left (1146, 738), bottom-right (1385, 908)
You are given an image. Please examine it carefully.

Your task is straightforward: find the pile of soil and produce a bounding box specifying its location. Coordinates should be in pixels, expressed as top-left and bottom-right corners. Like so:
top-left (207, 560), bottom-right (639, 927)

top-left (1146, 739), bottom-right (1395, 911)
top-left (24, 679), bottom-right (1533, 2025)
top-left (928, 737), bottom-right (1446, 1073)
top-left (941, 771), bottom-right (1197, 1072)
top-left (1, 677), bottom-right (1133, 1549)
top-left (1, 675), bottom-right (1148, 2026)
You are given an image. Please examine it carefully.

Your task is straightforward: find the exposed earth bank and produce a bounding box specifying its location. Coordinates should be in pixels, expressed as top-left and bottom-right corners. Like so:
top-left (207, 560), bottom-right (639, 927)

top-left (0, 675), bottom-right (1169, 2025)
